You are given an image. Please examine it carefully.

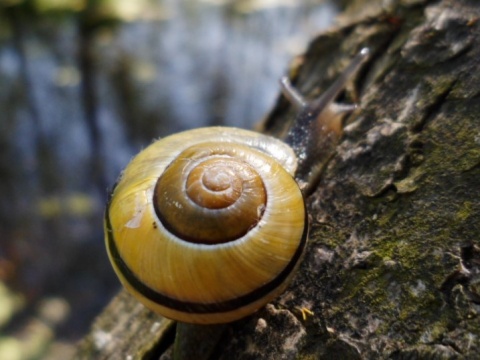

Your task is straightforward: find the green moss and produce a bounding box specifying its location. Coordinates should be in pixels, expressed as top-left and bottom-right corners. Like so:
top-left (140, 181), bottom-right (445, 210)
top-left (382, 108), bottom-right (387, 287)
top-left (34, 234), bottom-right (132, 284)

top-left (375, 207), bottom-right (398, 227)
top-left (454, 201), bottom-right (473, 222)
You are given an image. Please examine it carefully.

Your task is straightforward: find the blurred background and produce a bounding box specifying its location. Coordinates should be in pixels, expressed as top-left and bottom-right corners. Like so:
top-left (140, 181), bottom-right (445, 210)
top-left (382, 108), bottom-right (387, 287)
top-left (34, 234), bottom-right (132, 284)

top-left (0, 0), bottom-right (341, 358)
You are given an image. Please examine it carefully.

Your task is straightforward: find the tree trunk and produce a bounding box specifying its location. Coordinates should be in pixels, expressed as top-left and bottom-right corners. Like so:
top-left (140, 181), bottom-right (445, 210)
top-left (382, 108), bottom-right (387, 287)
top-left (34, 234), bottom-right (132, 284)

top-left (76, 0), bottom-right (480, 358)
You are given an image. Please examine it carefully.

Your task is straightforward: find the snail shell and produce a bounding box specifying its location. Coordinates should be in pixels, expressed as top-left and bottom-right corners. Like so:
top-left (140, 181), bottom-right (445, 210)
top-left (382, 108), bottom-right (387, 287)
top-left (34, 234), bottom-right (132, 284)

top-left (105, 127), bottom-right (307, 324)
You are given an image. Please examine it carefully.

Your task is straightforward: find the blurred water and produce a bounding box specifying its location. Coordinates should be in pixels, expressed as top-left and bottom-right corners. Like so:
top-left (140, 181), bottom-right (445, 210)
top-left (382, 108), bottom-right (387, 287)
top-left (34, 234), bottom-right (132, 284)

top-left (98, 0), bottom-right (338, 182)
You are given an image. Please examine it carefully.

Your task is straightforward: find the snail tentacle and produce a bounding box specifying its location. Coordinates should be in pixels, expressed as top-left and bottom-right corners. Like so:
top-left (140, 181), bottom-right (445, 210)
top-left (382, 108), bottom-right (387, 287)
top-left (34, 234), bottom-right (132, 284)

top-left (279, 77), bottom-right (307, 109)
top-left (284, 48), bottom-right (370, 192)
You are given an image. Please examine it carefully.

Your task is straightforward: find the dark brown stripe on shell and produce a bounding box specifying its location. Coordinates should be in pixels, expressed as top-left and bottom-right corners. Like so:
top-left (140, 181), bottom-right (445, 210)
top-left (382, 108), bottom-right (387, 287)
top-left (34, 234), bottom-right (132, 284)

top-left (105, 195), bottom-right (308, 315)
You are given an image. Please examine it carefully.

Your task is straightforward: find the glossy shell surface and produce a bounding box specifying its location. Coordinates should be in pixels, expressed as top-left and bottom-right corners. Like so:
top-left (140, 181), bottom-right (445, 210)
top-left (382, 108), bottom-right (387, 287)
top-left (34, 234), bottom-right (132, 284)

top-left (105, 127), bottom-right (307, 324)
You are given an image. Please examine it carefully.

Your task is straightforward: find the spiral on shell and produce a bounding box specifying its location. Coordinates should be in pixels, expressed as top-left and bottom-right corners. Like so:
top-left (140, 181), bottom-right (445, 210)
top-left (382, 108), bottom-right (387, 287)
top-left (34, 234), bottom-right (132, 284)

top-left (155, 142), bottom-right (269, 244)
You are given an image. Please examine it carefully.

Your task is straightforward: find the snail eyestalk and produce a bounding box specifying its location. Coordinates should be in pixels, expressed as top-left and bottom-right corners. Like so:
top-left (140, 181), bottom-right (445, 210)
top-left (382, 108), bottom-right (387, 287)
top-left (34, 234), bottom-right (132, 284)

top-left (283, 48), bottom-right (370, 194)
top-left (280, 77), bottom-right (307, 109)
top-left (304, 47), bottom-right (369, 120)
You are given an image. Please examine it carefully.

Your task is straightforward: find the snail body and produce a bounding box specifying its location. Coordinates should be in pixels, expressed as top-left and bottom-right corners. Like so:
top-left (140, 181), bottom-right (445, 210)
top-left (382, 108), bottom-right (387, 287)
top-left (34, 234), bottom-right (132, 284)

top-left (105, 48), bottom-right (369, 325)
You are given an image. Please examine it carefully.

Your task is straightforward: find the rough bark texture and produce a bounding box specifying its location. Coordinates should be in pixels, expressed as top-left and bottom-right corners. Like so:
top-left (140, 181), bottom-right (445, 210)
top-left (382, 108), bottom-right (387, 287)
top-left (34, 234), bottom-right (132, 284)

top-left (77, 0), bottom-right (480, 358)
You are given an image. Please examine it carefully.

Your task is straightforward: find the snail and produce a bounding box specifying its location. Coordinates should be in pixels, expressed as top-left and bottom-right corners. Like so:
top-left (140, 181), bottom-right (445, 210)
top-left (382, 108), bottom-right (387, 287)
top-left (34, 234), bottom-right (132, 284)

top-left (104, 48), bottom-right (369, 326)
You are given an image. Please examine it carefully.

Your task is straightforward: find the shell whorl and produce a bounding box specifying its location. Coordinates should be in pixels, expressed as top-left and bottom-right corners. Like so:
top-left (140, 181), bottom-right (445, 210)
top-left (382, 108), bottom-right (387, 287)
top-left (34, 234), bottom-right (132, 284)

top-left (105, 127), bottom-right (307, 324)
top-left (154, 142), bottom-right (267, 244)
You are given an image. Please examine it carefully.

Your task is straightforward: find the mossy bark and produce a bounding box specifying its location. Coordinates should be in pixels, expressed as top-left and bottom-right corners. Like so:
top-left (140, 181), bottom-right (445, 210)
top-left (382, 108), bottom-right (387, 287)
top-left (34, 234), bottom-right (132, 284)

top-left (77, 0), bottom-right (480, 358)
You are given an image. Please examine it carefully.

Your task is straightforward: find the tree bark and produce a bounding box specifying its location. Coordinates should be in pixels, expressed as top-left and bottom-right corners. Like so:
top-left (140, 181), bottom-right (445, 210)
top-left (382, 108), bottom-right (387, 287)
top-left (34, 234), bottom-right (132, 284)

top-left (76, 0), bottom-right (480, 358)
